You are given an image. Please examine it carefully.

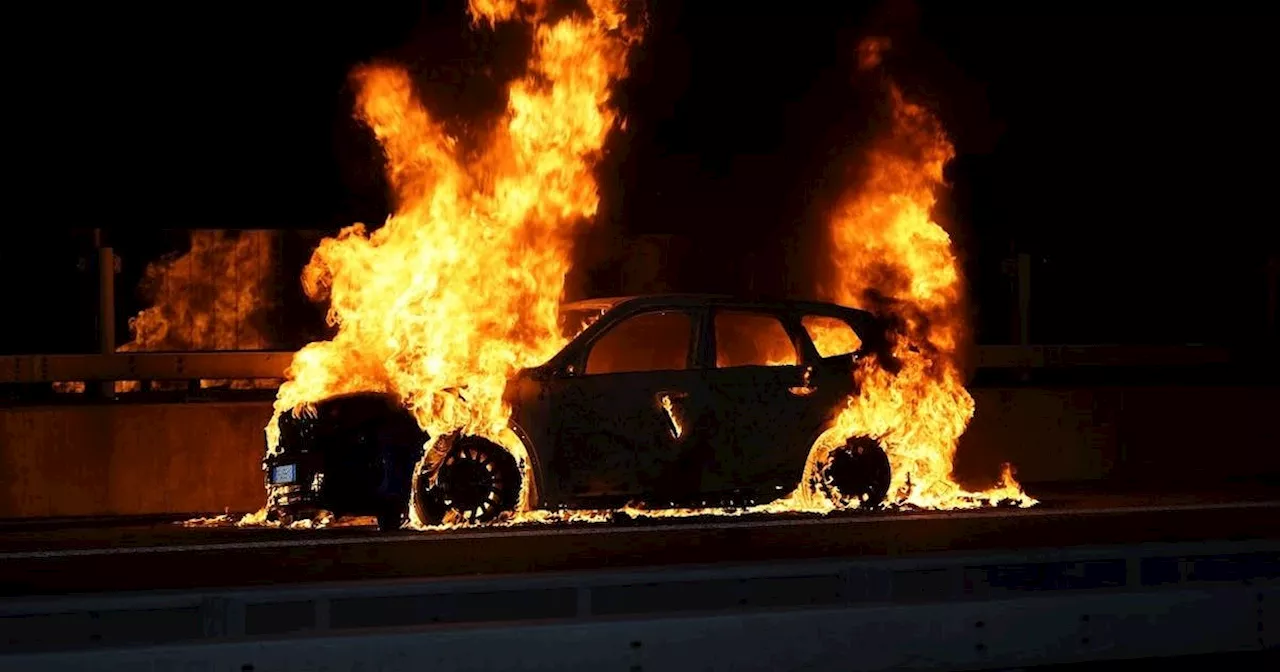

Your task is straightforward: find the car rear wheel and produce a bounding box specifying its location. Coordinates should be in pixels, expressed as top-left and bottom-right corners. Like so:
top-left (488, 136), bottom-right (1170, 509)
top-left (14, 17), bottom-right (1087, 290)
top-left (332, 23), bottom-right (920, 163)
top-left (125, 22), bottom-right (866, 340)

top-left (819, 436), bottom-right (892, 508)
top-left (413, 435), bottom-right (521, 525)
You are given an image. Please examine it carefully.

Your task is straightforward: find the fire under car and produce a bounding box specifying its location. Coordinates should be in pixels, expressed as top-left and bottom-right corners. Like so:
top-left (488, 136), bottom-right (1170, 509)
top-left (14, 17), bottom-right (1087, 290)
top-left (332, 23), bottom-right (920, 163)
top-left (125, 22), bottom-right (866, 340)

top-left (263, 294), bottom-right (895, 530)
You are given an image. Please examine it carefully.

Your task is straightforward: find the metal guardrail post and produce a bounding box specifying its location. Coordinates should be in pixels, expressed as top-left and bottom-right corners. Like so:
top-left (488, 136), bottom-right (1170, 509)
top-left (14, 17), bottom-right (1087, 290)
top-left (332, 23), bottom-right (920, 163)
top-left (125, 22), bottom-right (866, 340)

top-left (1268, 253), bottom-right (1278, 343)
top-left (95, 229), bottom-right (116, 399)
top-left (1016, 252), bottom-right (1032, 382)
top-left (1017, 252), bottom-right (1031, 347)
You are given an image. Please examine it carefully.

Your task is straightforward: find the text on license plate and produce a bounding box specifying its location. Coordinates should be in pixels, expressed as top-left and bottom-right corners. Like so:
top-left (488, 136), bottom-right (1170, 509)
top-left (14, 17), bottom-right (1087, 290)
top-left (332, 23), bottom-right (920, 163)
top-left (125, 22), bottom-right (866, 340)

top-left (272, 464), bottom-right (297, 484)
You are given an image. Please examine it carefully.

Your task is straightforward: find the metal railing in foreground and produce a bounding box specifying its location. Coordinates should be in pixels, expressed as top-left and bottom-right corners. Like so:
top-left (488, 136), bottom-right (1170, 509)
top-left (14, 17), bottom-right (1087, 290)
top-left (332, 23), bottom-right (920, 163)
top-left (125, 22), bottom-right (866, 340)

top-left (0, 345), bottom-right (1239, 384)
top-left (0, 538), bottom-right (1275, 671)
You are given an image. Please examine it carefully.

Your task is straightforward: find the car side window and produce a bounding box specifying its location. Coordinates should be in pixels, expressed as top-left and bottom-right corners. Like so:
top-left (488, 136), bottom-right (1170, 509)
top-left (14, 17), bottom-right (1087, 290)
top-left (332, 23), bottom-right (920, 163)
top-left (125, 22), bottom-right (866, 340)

top-left (800, 315), bottom-right (862, 357)
top-left (584, 310), bottom-right (692, 375)
top-left (714, 311), bottom-right (799, 368)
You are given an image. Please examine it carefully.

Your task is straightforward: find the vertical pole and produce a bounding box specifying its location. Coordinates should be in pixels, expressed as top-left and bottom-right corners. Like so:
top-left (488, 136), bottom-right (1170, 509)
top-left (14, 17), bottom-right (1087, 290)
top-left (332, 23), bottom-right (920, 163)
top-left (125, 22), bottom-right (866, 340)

top-left (95, 228), bottom-right (116, 398)
top-left (1017, 252), bottom-right (1031, 346)
top-left (1267, 253), bottom-right (1278, 345)
top-left (1016, 252), bottom-right (1032, 383)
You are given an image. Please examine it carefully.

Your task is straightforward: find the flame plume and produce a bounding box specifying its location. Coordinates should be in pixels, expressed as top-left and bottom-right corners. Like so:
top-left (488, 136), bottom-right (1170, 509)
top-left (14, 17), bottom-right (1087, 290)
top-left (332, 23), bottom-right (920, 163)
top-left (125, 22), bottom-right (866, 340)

top-left (55, 230), bottom-right (278, 394)
top-left (120, 230), bottom-right (276, 355)
top-left (266, 0), bottom-right (641, 512)
top-left (123, 230), bottom-right (279, 391)
top-left (800, 37), bottom-right (1034, 509)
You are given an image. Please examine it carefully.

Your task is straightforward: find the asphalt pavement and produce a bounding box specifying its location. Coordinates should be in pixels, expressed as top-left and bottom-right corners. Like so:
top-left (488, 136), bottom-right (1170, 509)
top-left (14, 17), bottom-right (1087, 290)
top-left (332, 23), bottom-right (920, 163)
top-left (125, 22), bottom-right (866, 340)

top-left (2, 480), bottom-right (1278, 596)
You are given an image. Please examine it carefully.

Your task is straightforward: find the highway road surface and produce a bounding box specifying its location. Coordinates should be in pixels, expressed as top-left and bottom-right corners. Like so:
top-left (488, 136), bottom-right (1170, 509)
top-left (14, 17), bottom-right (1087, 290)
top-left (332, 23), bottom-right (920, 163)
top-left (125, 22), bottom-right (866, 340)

top-left (2, 481), bottom-right (1278, 596)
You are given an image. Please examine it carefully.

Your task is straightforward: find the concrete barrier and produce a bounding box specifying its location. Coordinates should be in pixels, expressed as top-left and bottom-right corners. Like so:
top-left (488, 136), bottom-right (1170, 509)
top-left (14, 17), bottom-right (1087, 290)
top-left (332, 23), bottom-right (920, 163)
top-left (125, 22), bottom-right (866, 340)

top-left (2, 386), bottom-right (1278, 519)
top-left (0, 402), bottom-right (271, 518)
top-left (956, 386), bottom-right (1280, 487)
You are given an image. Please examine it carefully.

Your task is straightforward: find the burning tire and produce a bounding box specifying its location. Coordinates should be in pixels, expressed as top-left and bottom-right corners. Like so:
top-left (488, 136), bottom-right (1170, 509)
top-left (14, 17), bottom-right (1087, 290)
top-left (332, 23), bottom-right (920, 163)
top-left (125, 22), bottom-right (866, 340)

top-left (820, 436), bottom-right (892, 509)
top-left (413, 435), bottom-right (521, 525)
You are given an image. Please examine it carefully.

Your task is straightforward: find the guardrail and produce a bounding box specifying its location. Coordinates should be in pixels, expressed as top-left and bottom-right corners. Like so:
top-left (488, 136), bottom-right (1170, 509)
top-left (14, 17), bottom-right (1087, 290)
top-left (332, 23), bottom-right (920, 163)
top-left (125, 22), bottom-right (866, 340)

top-left (974, 344), bottom-right (1234, 369)
top-left (0, 351), bottom-right (292, 384)
top-left (1, 538), bottom-right (1275, 670)
top-left (0, 346), bottom-right (1238, 384)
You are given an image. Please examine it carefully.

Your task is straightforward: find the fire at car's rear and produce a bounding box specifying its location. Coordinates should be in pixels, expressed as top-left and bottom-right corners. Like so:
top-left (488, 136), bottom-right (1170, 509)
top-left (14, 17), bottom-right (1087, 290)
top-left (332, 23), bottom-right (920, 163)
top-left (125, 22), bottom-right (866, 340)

top-left (263, 393), bottom-right (426, 528)
top-left (264, 410), bottom-right (328, 515)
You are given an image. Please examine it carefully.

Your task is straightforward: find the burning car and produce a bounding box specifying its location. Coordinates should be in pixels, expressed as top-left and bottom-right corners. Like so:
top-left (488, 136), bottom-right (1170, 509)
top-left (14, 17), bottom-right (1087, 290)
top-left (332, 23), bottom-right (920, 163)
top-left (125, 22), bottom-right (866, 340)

top-left (264, 294), bottom-right (894, 529)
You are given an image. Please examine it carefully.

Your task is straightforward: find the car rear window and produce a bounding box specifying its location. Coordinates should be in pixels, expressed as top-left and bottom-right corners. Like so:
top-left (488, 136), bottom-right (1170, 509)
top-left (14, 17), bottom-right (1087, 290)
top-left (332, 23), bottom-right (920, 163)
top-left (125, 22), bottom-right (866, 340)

top-left (714, 311), bottom-right (799, 368)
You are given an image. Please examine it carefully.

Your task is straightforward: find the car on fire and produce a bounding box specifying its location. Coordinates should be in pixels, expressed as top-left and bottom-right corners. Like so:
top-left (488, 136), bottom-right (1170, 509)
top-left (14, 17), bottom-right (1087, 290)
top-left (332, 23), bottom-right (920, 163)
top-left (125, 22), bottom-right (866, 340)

top-left (264, 294), bottom-right (895, 529)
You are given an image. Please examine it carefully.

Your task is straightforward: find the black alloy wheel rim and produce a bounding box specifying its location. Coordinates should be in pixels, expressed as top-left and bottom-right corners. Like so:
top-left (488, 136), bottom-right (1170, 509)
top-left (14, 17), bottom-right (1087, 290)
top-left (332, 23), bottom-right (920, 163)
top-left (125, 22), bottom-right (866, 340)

top-left (439, 444), bottom-right (508, 522)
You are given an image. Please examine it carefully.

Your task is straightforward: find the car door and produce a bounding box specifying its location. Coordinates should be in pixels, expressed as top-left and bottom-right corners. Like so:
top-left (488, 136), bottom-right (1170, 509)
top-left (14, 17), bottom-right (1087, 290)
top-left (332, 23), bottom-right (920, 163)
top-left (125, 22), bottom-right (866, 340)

top-left (545, 307), bottom-right (710, 503)
top-left (700, 309), bottom-right (826, 491)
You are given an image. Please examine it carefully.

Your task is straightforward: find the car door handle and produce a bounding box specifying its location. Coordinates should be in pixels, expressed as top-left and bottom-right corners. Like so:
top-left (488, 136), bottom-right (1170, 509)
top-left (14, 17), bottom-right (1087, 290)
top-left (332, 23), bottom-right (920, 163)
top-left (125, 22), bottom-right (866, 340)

top-left (788, 367), bottom-right (817, 396)
top-left (657, 392), bottom-right (686, 439)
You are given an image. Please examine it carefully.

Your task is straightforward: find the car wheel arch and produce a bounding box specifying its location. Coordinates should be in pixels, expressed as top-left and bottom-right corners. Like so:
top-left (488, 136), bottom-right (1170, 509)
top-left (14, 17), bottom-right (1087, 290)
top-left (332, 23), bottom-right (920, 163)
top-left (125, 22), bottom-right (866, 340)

top-left (505, 420), bottom-right (545, 509)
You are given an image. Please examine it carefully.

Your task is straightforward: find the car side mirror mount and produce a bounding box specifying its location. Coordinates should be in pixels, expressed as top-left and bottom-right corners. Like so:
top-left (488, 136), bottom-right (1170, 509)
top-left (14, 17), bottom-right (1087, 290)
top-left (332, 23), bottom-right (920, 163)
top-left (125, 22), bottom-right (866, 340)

top-left (541, 364), bottom-right (576, 380)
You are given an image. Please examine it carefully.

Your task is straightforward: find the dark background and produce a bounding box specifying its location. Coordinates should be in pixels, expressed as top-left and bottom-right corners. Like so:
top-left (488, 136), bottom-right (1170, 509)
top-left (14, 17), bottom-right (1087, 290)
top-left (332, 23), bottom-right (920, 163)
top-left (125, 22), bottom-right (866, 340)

top-left (3, 1), bottom-right (1277, 353)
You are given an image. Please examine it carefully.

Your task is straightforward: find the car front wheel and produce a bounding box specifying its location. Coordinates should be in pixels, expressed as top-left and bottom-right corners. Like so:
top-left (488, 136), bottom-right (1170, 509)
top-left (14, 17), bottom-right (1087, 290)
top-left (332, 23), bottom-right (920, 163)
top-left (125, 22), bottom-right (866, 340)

top-left (413, 435), bottom-right (521, 526)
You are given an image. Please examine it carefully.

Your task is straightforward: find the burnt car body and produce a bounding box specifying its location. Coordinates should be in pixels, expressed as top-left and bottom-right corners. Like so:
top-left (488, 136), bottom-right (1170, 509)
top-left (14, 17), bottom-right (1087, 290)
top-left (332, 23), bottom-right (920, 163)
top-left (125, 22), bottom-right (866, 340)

top-left (264, 294), bottom-right (892, 529)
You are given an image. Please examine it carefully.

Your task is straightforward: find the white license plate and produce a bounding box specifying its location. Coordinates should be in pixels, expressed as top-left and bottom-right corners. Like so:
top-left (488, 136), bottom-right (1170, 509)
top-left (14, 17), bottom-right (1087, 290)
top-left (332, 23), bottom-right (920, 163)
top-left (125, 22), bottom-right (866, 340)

top-left (272, 464), bottom-right (297, 484)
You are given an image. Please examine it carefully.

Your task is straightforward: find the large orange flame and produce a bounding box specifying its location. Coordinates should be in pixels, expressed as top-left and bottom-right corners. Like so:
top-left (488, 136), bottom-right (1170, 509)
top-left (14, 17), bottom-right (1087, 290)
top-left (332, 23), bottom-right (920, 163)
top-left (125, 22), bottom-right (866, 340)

top-left (266, 0), bottom-right (640, 506)
top-left (247, 20), bottom-right (1030, 530)
top-left (799, 37), bottom-right (1034, 509)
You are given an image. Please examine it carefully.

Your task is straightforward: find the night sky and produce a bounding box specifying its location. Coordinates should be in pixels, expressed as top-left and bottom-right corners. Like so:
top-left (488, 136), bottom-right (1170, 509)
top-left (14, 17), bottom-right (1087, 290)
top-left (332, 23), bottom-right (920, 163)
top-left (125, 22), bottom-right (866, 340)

top-left (4, 1), bottom-right (1277, 353)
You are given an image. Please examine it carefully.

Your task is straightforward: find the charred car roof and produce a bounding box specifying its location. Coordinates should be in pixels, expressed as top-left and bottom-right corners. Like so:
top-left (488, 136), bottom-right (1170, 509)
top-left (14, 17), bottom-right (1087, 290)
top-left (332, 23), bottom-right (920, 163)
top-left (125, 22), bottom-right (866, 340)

top-left (563, 293), bottom-right (871, 314)
top-left (561, 293), bottom-right (879, 327)
top-left (556, 293), bottom-right (887, 359)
